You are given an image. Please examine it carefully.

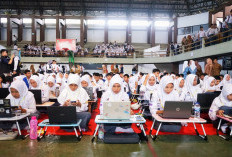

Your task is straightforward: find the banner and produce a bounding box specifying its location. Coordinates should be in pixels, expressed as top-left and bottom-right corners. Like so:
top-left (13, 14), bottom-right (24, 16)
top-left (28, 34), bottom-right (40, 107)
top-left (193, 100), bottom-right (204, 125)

top-left (56, 39), bottom-right (76, 51)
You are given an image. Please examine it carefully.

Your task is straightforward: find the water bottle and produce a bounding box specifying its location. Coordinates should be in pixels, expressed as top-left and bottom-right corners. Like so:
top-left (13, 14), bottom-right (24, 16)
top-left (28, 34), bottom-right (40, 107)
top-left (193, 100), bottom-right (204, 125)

top-left (194, 102), bottom-right (201, 119)
top-left (98, 124), bottom-right (104, 140)
top-left (55, 87), bottom-right (60, 97)
top-left (30, 116), bottom-right (38, 140)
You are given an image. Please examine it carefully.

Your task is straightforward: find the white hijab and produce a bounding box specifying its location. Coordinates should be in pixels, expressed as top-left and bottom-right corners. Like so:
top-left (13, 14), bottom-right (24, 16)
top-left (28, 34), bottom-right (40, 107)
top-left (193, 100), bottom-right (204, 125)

top-left (158, 76), bottom-right (179, 107)
top-left (203, 76), bottom-right (216, 92)
top-left (103, 74), bottom-right (128, 101)
top-left (190, 60), bottom-right (196, 71)
top-left (182, 61), bottom-right (188, 73)
top-left (81, 75), bottom-right (91, 88)
top-left (222, 74), bottom-right (232, 86)
top-left (144, 74), bottom-right (157, 91)
top-left (46, 76), bottom-right (57, 91)
top-left (8, 80), bottom-right (28, 106)
top-left (218, 84), bottom-right (232, 106)
top-left (30, 75), bottom-right (41, 89)
top-left (65, 74), bottom-right (89, 103)
top-left (175, 77), bottom-right (185, 94)
top-left (184, 74), bottom-right (202, 102)
top-left (13, 76), bottom-right (23, 81)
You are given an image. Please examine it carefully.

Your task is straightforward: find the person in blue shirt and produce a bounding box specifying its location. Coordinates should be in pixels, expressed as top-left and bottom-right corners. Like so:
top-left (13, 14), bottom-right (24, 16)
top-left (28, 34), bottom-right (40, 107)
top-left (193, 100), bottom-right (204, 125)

top-left (23, 70), bottom-right (31, 88)
top-left (183, 60), bottom-right (197, 79)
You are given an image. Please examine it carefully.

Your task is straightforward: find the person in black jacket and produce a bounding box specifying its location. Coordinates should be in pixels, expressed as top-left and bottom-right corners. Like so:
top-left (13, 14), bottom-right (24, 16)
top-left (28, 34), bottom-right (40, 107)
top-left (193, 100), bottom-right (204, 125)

top-left (0, 49), bottom-right (14, 75)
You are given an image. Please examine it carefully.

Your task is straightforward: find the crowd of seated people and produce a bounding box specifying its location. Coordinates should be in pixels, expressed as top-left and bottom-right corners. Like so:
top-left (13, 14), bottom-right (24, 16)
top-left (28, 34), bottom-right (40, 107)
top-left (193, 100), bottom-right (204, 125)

top-left (92, 41), bottom-right (135, 58)
top-left (21, 43), bottom-right (89, 57)
top-left (20, 41), bottom-right (135, 58)
top-left (0, 59), bottom-right (232, 136)
top-left (169, 9), bottom-right (232, 55)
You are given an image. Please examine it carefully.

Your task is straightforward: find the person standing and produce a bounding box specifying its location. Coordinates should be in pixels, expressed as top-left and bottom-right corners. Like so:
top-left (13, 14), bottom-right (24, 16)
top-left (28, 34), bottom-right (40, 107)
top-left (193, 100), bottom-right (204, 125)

top-left (212, 58), bottom-right (222, 76)
top-left (0, 49), bottom-right (14, 75)
top-left (195, 60), bottom-right (203, 77)
top-left (205, 58), bottom-right (213, 76)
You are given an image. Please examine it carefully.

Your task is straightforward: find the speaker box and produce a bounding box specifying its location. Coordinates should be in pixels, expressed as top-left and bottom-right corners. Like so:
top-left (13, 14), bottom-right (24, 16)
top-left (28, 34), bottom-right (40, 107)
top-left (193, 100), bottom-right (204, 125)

top-left (222, 57), bottom-right (232, 70)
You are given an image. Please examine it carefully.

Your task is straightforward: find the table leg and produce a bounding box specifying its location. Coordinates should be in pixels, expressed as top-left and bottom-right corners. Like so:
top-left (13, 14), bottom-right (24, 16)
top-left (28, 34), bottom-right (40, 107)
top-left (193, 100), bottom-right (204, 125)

top-left (26, 117), bottom-right (30, 129)
top-left (92, 124), bottom-right (99, 143)
top-left (74, 127), bottom-right (81, 141)
top-left (140, 124), bottom-right (148, 141)
top-left (37, 127), bottom-right (43, 141)
top-left (152, 122), bottom-right (162, 141)
top-left (193, 123), bottom-right (207, 141)
top-left (193, 122), bottom-right (199, 136)
top-left (42, 127), bottom-right (48, 138)
top-left (216, 118), bottom-right (230, 140)
top-left (150, 119), bottom-right (155, 135)
top-left (200, 124), bottom-right (208, 141)
top-left (16, 121), bottom-right (21, 135)
top-left (78, 126), bottom-right (83, 137)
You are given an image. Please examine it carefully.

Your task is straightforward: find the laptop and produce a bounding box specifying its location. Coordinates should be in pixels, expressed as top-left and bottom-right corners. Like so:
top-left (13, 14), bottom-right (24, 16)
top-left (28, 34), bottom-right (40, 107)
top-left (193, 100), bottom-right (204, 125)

top-left (47, 106), bottom-right (77, 124)
top-left (83, 87), bottom-right (94, 101)
top-left (197, 92), bottom-right (221, 110)
top-left (0, 88), bottom-right (10, 99)
top-left (29, 89), bottom-right (42, 104)
top-left (160, 101), bottom-right (193, 119)
top-left (0, 99), bottom-right (15, 118)
top-left (103, 101), bottom-right (131, 120)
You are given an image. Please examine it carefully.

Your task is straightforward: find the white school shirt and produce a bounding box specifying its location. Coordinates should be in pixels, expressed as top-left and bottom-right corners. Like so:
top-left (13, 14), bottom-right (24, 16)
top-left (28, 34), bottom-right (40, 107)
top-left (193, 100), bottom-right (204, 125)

top-left (198, 30), bottom-right (206, 38)
top-left (6, 92), bottom-right (36, 114)
top-left (94, 79), bottom-right (104, 91)
top-left (226, 15), bottom-right (232, 24)
top-left (209, 96), bottom-right (232, 120)
top-left (207, 28), bottom-right (216, 36)
top-left (58, 87), bottom-right (89, 112)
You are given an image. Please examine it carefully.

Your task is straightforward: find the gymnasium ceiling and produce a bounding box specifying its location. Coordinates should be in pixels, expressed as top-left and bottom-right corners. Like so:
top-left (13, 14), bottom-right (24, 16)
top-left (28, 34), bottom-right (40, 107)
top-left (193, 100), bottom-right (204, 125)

top-left (0, 0), bottom-right (231, 17)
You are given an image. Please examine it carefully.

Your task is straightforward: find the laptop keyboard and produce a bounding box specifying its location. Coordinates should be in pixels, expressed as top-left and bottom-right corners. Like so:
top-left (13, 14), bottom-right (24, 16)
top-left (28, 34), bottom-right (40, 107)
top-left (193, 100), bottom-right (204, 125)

top-left (107, 119), bottom-right (129, 122)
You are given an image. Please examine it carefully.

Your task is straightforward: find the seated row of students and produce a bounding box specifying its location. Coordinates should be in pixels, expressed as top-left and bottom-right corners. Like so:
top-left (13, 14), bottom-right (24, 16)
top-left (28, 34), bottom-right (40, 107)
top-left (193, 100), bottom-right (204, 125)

top-left (0, 69), bottom-right (232, 134)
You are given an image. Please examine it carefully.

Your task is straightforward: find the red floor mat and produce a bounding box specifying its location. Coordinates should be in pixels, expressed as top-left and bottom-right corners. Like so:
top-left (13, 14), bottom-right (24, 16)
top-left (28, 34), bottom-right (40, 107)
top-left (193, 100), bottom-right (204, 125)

top-left (22, 99), bottom-right (218, 136)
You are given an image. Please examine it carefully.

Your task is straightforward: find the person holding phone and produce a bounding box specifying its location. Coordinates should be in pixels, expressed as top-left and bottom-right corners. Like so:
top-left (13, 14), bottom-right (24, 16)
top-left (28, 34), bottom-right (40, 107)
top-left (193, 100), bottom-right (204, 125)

top-left (58, 74), bottom-right (91, 131)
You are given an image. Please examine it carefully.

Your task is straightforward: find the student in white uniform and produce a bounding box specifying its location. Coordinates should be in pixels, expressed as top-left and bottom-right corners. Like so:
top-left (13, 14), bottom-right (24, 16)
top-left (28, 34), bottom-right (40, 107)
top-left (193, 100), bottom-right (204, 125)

top-left (81, 74), bottom-right (97, 101)
top-left (56, 77), bottom-right (65, 93)
top-left (221, 74), bottom-right (232, 86)
top-left (180, 74), bottom-right (202, 102)
top-left (94, 73), bottom-right (104, 89)
top-left (149, 76), bottom-right (181, 132)
top-left (174, 77), bottom-right (185, 97)
top-left (45, 76), bottom-right (60, 98)
top-left (100, 74), bottom-right (133, 133)
top-left (103, 73), bottom-right (112, 92)
top-left (202, 76), bottom-right (216, 93)
top-left (123, 74), bottom-right (131, 94)
top-left (209, 84), bottom-right (232, 132)
top-left (140, 74), bottom-right (159, 101)
top-left (58, 74), bottom-right (91, 130)
top-left (0, 74), bottom-right (9, 88)
top-left (63, 73), bottom-right (69, 85)
top-left (214, 76), bottom-right (222, 91)
top-left (0, 80), bottom-right (37, 130)
top-left (29, 75), bottom-right (49, 103)
top-left (6, 80), bottom-right (36, 114)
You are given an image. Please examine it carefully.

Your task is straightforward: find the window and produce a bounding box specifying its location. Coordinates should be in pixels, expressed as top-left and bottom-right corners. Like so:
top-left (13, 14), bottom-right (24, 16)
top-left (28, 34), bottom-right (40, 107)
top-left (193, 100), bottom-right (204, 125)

top-left (87, 20), bottom-right (105, 25)
top-left (154, 21), bottom-right (170, 27)
top-left (23, 18), bottom-right (32, 24)
top-left (131, 20), bottom-right (150, 26)
top-left (108, 20), bottom-right (128, 26)
top-left (45, 19), bottom-right (56, 24)
top-left (66, 19), bottom-right (80, 24)
top-left (0, 18), bottom-right (7, 23)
